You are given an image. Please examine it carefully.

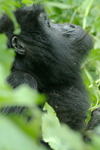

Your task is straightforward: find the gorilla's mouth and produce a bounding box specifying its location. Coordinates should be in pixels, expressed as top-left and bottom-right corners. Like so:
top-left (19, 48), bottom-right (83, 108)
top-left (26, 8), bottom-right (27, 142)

top-left (76, 33), bottom-right (88, 43)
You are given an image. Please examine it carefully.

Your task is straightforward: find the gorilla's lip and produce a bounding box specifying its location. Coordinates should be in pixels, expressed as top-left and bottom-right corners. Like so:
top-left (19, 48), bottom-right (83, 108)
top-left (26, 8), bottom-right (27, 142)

top-left (76, 33), bottom-right (88, 43)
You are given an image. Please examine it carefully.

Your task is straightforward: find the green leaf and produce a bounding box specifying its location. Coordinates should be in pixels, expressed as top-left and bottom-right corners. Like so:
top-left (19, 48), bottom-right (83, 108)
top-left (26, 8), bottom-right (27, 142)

top-left (0, 85), bottom-right (46, 106)
top-left (0, 34), bottom-right (14, 84)
top-left (0, 115), bottom-right (46, 150)
top-left (94, 17), bottom-right (100, 32)
top-left (45, 2), bottom-right (75, 9)
top-left (42, 103), bottom-right (84, 150)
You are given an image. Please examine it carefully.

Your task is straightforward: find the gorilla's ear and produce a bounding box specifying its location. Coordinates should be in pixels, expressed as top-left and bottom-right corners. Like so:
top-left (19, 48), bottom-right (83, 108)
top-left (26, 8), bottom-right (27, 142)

top-left (12, 36), bottom-right (25, 55)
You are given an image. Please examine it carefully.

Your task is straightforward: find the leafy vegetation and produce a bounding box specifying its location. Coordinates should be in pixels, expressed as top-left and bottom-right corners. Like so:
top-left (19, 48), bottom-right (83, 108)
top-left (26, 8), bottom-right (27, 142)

top-left (0, 0), bottom-right (100, 149)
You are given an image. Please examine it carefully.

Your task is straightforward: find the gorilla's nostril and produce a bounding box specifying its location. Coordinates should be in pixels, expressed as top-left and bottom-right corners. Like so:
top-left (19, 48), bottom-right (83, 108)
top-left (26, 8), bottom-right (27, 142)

top-left (70, 24), bottom-right (75, 28)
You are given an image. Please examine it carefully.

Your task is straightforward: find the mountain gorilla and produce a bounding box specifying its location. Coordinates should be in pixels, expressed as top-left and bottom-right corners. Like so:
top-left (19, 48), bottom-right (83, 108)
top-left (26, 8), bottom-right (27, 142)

top-left (0, 4), bottom-right (92, 131)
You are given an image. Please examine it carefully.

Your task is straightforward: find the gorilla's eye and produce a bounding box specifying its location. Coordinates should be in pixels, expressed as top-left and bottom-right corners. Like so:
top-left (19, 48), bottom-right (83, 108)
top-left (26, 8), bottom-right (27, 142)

top-left (46, 19), bottom-right (50, 27)
top-left (40, 13), bottom-right (50, 27)
top-left (44, 14), bottom-right (47, 20)
top-left (70, 24), bottom-right (75, 28)
top-left (44, 15), bottom-right (50, 27)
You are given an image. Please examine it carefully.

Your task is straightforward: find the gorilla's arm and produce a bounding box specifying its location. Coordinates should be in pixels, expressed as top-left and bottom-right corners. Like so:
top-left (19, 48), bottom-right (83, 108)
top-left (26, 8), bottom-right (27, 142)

top-left (86, 107), bottom-right (100, 130)
top-left (7, 70), bottom-right (37, 89)
top-left (1, 71), bottom-right (37, 118)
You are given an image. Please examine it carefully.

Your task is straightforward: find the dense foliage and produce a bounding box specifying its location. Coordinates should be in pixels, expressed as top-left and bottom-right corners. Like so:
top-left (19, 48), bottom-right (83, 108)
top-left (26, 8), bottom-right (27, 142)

top-left (0, 0), bottom-right (100, 150)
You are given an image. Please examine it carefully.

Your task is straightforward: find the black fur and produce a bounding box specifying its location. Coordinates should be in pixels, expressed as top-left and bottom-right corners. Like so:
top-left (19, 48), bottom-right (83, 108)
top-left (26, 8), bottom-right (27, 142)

top-left (0, 4), bottom-right (92, 131)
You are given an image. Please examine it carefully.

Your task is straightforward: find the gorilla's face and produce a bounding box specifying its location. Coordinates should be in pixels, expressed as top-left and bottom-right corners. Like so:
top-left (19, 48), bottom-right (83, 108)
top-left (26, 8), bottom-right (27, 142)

top-left (39, 12), bottom-right (92, 52)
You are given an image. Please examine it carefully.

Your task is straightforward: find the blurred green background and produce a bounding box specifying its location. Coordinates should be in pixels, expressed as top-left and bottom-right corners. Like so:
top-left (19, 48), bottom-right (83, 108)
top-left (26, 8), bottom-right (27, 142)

top-left (0, 0), bottom-right (100, 150)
